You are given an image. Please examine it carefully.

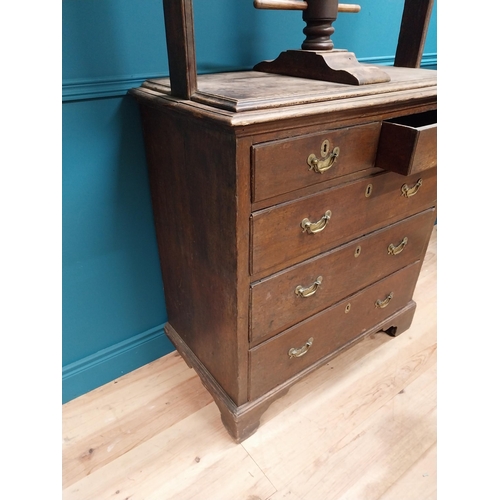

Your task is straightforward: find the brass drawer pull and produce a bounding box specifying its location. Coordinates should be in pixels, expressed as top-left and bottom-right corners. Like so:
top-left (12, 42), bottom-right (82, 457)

top-left (401, 179), bottom-right (423, 198)
top-left (388, 237), bottom-right (408, 255)
top-left (307, 140), bottom-right (340, 174)
top-left (288, 337), bottom-right (314, 359)
top-left (375, 292), bottom-right (394, 309)
top-left (301, 210), bottom-right (332, 234)
top-left (295, 276), bottom-right (323, 298)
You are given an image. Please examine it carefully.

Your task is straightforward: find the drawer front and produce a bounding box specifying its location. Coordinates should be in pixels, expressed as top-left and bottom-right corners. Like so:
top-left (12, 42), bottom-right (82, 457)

top-left (249, 261), bottom-right (421, 400)
top-left (251, 168), bottom-right (437, 276)
top-left (250, 207), bottom-right (435, 344)
top-left (375, 110), bottom-right (437, 176)
top-left (252, 122), bottom-right (381, 203)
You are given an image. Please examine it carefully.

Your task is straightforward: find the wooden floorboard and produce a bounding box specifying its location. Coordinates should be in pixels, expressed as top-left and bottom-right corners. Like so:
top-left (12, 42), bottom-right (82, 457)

top-left (62, 226), bottom-right (437, 500)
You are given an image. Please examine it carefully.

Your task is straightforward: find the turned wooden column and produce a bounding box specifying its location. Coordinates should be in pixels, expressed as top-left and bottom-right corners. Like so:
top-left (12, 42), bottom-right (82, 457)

top-left (301, 0), bottom-right (338, 51)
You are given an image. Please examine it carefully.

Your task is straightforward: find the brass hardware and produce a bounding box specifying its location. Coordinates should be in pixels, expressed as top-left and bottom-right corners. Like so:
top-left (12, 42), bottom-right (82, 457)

top-left (354, 245), bottom-right (362, 258)
top-left (388, 237), bottom-right (408, 255)
top-left (301, 210), bottom-right (332, 234)
top-left (375, 292), bottom-right (394, 309)
top-left (401, 179), bottom-right (423, 198)
top-left (295, 276), bottom-right (323, 298)
top-left (345, 303), bottom-right (351, 313)
top-left (307, 143), bottom-right (340, 174)
top-left (365, 184), bottom-right (373, 197)
top-left (321, 139), bottom-right (330, 156)
top-left (288, 337), bottom-right (314, 359)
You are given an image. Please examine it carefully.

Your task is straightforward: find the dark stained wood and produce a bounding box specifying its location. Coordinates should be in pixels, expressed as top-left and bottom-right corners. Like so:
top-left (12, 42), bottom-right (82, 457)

top-left (252, 0), bottom-right (388, 85)
top-left (252, 167), bottom-right (382, 212)
top-left (138, 105), bottom-right (250, 406)
top-left (252, 121), bottom-right (381, 202)
top-left (251, 168), bottom-right (437, 277)
top-left (162, 0), bottom-right (197, 99)
top-left (301, 0), bottom-right (338, 51)
top-left (62, 224), bottom-right (436, 497)
top-left (165, 322), bottom-right (292, 443)
top-left (166, 299), bottom-right (419, 442)
top-left (254, 49), bottom-right (391, 86)
top-left (250, 208), bottom-right (435, 344)
top-left (254, 1), bottom-right (359, 49)
top-left (394, 0), bottom-right (435, 68)
top-left (376, 110), bottom-right (437, 175)
top-left (249, 262), bottom-right (422, 399)
top-left (130, 65), bottom-right (437, 442)
top-left (136, 66), bottom-right (436, 119)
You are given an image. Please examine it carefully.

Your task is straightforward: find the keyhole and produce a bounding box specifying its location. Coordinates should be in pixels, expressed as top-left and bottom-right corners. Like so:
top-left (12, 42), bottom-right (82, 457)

top-left (365, 184), bottom-right (373, 197)
top-left (345, 303), bottom-right (351, 313)
top-left (354, 246), bottom-right (361, 258)
top-left (321, 139), bottom-right (330, 158)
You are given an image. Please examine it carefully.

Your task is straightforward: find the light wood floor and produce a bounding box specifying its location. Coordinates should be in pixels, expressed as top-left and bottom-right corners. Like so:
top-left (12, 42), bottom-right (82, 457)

top-left (62, 227), bottom-right (437, 500)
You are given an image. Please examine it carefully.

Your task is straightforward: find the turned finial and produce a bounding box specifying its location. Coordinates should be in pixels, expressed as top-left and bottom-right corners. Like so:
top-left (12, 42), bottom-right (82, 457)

top-left (301, 0), bottom-right (338, 51)
top-left (254, 0), bottom-right (360, 51)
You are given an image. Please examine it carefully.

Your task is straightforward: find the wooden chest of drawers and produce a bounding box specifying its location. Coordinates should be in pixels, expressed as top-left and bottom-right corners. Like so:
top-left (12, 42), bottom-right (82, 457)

top-left (131, 65), bottom-right (437, 442)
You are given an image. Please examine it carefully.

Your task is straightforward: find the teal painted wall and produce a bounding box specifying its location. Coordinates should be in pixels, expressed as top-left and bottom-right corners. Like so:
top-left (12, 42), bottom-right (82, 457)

top-left (62, 0), bottom-right (437, 403)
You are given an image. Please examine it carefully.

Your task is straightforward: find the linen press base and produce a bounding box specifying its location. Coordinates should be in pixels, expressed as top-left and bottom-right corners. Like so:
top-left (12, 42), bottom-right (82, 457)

top-left (165, 300), bottom-right (416, 443)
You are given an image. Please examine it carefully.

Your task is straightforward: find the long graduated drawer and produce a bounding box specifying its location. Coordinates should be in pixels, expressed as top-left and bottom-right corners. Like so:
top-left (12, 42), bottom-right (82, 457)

top-left (249, 261), bottom-right (422, 399)
top-left (251, 168), bottom-right (437, 277)
top-left (250, 207), bottom-right (435, 344)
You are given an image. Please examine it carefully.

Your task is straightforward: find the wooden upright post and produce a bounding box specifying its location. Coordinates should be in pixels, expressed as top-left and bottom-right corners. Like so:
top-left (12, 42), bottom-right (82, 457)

top-left (162, 0), bottom-right (198, 99)
top-left (394, 0), bottom-right (435, 68)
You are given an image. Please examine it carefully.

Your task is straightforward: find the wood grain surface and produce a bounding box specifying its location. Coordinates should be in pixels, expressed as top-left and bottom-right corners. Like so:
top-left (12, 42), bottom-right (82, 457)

top-left (62, 226), bottom-right (437, 500)
top-left (251, 168), bottom-right (436, 277)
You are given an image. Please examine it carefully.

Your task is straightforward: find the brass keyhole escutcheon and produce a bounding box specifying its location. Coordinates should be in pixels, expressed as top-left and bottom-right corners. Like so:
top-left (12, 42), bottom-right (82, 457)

top-left (365, 184), bottom-right (373, 197)
top-left (354, 245), bottom-right (362, 258)
top-left (345, 303), bottom-right (351, 314)
top-left (307, 141), bottom-right (340, 174)
top-left (321, 139), bottom-right (330, 157)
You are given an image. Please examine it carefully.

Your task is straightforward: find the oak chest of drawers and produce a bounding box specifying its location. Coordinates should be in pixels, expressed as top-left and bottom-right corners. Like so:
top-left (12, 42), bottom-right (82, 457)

top-left (131, 65), bottom-right (437, 442)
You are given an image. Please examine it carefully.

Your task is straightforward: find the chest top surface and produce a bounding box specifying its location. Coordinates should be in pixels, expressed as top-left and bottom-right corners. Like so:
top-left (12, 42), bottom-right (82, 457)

top-left (131, 66), bottom-right (436, 129)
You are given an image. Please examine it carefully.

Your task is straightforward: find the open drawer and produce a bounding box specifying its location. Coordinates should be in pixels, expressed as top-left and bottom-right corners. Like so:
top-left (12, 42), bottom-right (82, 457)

top-left (375, 110), bottom-right (437, 176)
